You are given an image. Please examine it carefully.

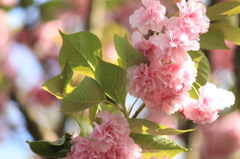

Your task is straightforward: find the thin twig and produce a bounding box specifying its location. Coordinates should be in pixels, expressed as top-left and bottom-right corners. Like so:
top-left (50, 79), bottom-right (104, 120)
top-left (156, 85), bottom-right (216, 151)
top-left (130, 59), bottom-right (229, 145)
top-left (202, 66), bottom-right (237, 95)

top-left (120, 102), bottom-right (129, 118)
top-left (129, 97), bottom-right (139, 115)
top-left (132, 103), bottom-right (146, 118)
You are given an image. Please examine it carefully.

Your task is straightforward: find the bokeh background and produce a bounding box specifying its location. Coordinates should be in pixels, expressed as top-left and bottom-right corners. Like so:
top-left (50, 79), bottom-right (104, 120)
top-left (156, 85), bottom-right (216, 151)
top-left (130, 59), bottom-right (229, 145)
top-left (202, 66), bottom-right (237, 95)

top-left (0, 0), bottom-right (239, 159)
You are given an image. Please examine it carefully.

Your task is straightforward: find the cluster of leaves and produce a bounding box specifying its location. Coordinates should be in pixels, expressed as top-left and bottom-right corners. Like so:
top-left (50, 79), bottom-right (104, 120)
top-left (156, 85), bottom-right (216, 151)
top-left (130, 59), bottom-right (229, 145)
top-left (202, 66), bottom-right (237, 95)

top-left (27, 1), bottom-right (240, 159)
top-left (28, 31), bottom-right (193, 158)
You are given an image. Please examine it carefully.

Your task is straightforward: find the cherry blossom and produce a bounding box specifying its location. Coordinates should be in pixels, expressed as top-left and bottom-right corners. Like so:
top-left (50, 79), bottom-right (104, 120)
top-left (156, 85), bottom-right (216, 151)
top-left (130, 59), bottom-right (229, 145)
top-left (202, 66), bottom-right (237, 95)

top-left (181, 83), bottom-right (235, 124)
top-left (127, 56), bottom-right (197, 114)
top-left (177, 0), bottom-right (210, 40)
top-left (64, 111), bottom-right (142, 159)
top-left (129, 0), bottom-right (166, 34)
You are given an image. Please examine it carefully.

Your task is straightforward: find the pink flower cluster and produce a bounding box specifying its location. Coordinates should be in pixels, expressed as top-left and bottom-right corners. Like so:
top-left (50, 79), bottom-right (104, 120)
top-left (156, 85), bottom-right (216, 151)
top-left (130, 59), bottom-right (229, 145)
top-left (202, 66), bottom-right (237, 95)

top-left (129, 0), bottom-right (210, 64)
top-left (127, 57), bottom-right (197, 114)
top-left (129, 0), bottom-right (166, 34)
top-left (180, 83), bottom-right (235, 124)
top-left (127, 0), bottom-right (235, 123)
top-left (64, 111), bottom-right (142, 159)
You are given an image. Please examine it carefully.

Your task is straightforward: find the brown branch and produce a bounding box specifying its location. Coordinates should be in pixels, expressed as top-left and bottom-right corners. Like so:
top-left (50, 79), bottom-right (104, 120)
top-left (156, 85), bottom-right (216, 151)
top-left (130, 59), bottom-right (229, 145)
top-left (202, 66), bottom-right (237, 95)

top-left (132, 103), bottom-right (145, 118)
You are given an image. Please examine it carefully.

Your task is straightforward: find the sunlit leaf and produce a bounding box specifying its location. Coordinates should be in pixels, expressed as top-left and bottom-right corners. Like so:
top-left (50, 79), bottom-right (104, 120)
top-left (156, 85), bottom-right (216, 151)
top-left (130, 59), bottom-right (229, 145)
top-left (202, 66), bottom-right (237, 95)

top-left (128, 118), bottom-right (195, 135)
top-left (42, 63), bottom-right (73, 99)
top-left (130, 134), bottom-right (190, 158)
top-left (188, 51), bottom-right (211, 99)
top-left (207, 1), bottom-right (240, 21)
top-left (59, 31), bottom-right (103, 77)
top-left (61, 76), bottom-right (106, 113)
top-left (188, 83), bottom-right (200, 99)
top-left (188, 51), bottom-right (211, 86)
top-left (209, 23), bottom-right (240, 45)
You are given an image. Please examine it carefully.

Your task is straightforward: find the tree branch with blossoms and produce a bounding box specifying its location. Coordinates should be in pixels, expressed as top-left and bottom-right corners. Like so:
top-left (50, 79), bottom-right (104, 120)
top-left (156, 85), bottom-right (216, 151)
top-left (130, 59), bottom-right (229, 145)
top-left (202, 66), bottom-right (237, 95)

top-left (27, 0), bottom-right (240, 158)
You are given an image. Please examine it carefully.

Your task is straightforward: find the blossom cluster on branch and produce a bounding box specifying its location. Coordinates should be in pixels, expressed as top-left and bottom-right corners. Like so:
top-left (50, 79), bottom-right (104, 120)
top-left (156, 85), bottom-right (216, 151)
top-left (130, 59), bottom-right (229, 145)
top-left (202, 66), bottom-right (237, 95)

top-left (27, 0), bottom-right (240, 158)
top-left (64, 111), bottom-right (142, 159)
top-left (127, 0), bottom-right (235, 124)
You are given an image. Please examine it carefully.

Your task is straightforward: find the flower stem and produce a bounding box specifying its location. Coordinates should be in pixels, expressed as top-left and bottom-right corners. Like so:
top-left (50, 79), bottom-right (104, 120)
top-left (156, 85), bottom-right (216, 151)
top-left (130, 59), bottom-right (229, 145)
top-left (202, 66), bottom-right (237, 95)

top-left (73, 112), bottom-right (87, 138)
top-left (129, 97), bottom-right (139, 115)
top-left (132, 103), bottom-right (146, 118)
top-left (121, 103), bottom-right (129, 118)
top-left (104, 100), bottom-right (128, 118)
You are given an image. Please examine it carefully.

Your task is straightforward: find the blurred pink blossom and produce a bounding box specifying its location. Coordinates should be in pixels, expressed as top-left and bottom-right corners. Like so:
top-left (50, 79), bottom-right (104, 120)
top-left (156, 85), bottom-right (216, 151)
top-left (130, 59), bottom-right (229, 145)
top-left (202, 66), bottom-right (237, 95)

top-left (28, 87), bottom-right (56, 106)
top-left (200, 111), bottom-right (240, 159)
top-left (0, 10), bottom-right (11, 62)
top-left (0, 0), bottom-right (18, 7)
top-left (210, 41), bottom-right (236, 72)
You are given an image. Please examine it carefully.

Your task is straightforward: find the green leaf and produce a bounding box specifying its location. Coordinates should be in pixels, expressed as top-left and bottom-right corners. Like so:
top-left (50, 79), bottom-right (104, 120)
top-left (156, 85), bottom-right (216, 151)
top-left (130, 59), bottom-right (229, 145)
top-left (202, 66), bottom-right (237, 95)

top-left (130, 133), bottom-right (190, 158)
top-left (26, 133), bottom-right (72, 158)
top-left (199, 32), bottom-right (229, 50)
top-left (99, 103), bottom-right (121, 114)
top-left (42, 63), bottom-right (73, 99)
top-left (114, 34), bottom-right (149, 70)
top-left (61, 76), bottom-right (106, 113)
top-left (209, 23), bottom-right (240, 45)
top-left (59, 31), bottom-right (103, 77)
top-left (128, 118), bottom-right (195, 135)
top-left (188, 82), bottom-right (200, 99)
top-left (207, 1), bottom-right (240, 21)
top-left (188, 50), bottom-right (211, 99)
top-left (94, 59), bottom-right (127, 106)
top-left (188, 50), bottom-right (211, 86)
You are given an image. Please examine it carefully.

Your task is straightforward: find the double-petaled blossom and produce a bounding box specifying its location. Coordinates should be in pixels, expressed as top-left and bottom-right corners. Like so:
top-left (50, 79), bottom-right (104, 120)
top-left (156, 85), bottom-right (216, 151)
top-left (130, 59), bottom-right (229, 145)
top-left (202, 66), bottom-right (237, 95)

top-left (180, 83), bottom-right (235, 124)
top-left (177, 0), bottom-right (210, 40)
top-left (64, 111), bottom-right (142, 159)
top-left (127, 56), bottom-right (197, 114)
top-left (89, 111), bottom-right (131, 151)
top-left (131, 31), bottom-right (156, 62)
top-left (126, 63), bottom-right (159, 100)
top-left (144, 58), bottom-right (197, 114)
top-left (129, 0), bottom-right (166, 34)
top-left (64, 136), bottom-right (101, 159)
